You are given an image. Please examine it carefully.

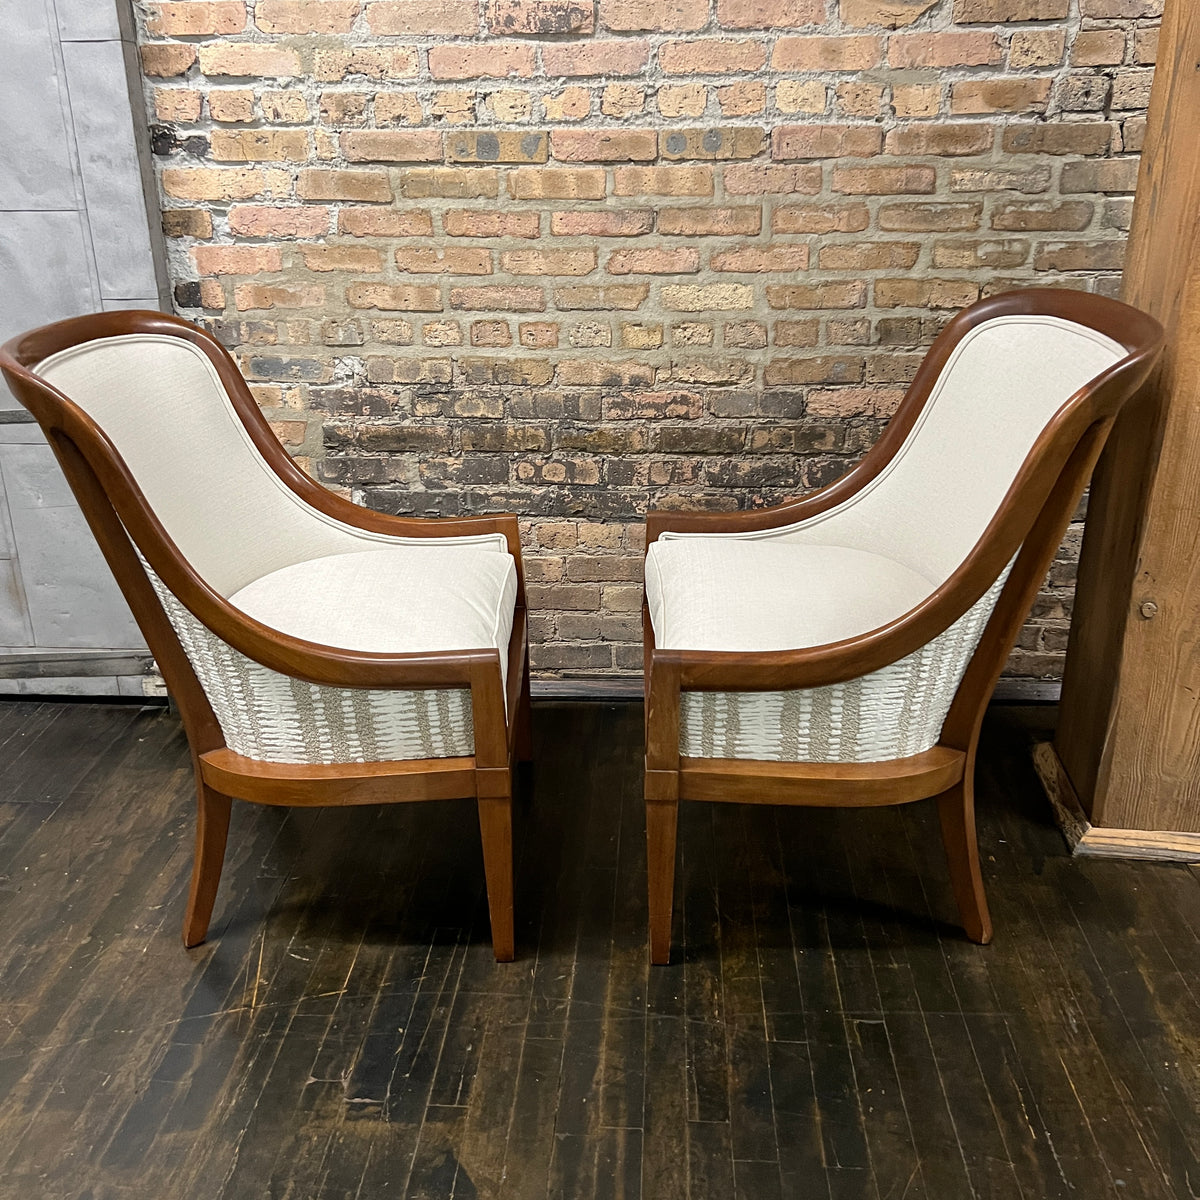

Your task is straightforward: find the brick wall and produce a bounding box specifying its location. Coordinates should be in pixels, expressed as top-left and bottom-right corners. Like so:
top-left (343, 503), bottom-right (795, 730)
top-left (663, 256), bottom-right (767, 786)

top-left (137, 0), bottom-right (1159, 685)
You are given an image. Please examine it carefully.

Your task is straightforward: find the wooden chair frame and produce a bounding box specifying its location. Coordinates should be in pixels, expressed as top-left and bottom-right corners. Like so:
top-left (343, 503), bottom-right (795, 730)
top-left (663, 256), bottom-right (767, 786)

top-left (1, 311), bottom-right (532, 962)
top-left (642, 289), bottom-right (1163, 964)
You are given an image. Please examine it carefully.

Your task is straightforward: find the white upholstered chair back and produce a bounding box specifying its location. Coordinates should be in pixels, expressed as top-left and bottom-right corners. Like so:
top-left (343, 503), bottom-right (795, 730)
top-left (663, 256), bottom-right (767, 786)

top-left (33, 333), bottom-right (500, 598)
top-left (728, 314), bottom-right (1126, 588)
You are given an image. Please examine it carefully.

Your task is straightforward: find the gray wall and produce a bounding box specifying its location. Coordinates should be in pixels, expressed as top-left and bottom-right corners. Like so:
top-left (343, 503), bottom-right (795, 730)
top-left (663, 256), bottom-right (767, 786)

top-left (0, 0), bottom-right (165, 695)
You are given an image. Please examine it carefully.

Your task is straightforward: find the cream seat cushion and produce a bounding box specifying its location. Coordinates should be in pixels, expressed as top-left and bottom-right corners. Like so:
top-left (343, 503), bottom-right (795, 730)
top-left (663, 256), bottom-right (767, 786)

top-left (645, 540), bottom-right (935, 654)
top-left (646, 535), bottom-right (1007, 764)
top-left (229, 545), bottom-right (518, 682)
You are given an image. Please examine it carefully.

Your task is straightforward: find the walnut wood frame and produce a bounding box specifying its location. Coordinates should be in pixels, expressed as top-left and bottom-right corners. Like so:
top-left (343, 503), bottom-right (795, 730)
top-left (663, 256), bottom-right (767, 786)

top-left (642, 289), bottom-right (1163, 965)
top-left (0, 310), bottom-right (532, 962)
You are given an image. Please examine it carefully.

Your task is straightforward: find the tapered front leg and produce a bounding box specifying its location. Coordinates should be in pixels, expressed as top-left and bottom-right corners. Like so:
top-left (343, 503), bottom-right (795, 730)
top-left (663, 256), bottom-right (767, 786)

top-left (477, 788), bottom-right (515, 962)
top-left (646, 789), bottom-right (680, 965)
top-left (937, 776), bottom-right (993, 945)
top-left (183, 778), bottom-right (232, 948)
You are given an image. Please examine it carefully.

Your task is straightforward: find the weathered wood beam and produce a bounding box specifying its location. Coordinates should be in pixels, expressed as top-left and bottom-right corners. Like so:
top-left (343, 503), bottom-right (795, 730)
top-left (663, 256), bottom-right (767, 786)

top-left (1053, 0), bottom-right (1200, 843)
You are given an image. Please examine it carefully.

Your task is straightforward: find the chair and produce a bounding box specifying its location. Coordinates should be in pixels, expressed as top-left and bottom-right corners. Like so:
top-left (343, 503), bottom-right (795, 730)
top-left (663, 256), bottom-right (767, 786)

top-left (641, 289), bottom-right (1162, 964)
top-left (0, 311), bottom-right (531, 961)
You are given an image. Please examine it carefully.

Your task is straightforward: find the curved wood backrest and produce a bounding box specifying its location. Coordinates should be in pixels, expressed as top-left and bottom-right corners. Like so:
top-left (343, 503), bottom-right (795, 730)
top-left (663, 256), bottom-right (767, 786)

top-left (645, 289), bottom-right (1164, 693)
top-left (0, 311), bottom-right (526, 697)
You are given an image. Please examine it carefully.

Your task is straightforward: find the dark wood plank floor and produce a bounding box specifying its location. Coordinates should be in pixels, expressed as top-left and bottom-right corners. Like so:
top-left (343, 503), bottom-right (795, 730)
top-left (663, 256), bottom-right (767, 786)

top-left (1, 699), bottom-right (1199, 1199)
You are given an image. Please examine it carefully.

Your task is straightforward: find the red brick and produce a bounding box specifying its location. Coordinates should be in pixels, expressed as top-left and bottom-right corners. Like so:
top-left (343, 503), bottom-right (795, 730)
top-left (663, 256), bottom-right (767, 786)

top-left (1033, 241), bottom-right (1126, 271)
top-left (470, 320), bottom-right (514, 348)
top-left (840, 0), bottom-right (938, 25)
top-left (772, 36), bottom-right (882, 70)
top-left (398, 168), bottom-right (500, 198)
top-left (141, 44), bottom-right (196, 77)
top-left (509, 168), bottom-right (607, 199)
top-left (348, 283), bottom-right (443, 310)
top-left (765, 356), bottom-right (864, 386)
top-left (235, 283), bottom-right (325, 310)
top-left (766, 281), bottom-right (867, 308)
top-left (600, 0), bottom-right (709, 31)
top-left (301, 246), bottom-right (385, 273)
top-left (657, 207), bottom-right (762, 236)
top-left (340, 130), bottom-right (443, 162)
top-left (553, 285), bottom-right (650, 310)
top-left (211, 129), bottom-right (309, 161)
top-left (724, 163), bottom-right (822, 194)
top-left (772, 125), bottom-right (883, 160)
top-left (819, 242), bottom-right (921, 269)
top-left (395, 247), bottom-right (493, 274)
top-left (255, 0), bottom-right (357, 32)
top-left (772, 203), bottom-right (870, 233)
top-left (552, 211), bottom-right (655, 237)
top-left (1060, 159), bottom-right (1140, 193)
top-left (950, 79), bottom-right (1052, 114)
top-left (661, 128), bottom-right (765, 161)
top-left (339, 207), bottom-right (436, 236)
top-left (874, 278), bottom-right (981, 308)
top-left (519, 322), bottom-right (560, 348)
top-left (366, 0), bottom-right (480, 33)
top-left (487, 0), bottom-right (595, 32)
top-left (613, 166), bottom-right (713, 195)
top-left (162, 208), bottom-right (212, 238)
top-left (542, 39), bottom-right (651, 75)
top-left (229, 205), bottom-right (332, 237)
top-left (1080, 0), bottom-right (1160, 13)
top-left (990, 200), bottom-right (1093, 231)
top-left (192, 245), bottom-right (283, 275)
top-left (711, 245), bottom-right (811, 272)
top-left (953, 0), bottom-right (1068, 17)
top-left (659, 39), bottom-right (767, 74)
top-left (607, 248), bottom-right (701, 274)
top-left (447, 130), bottom-right (549, 163)
top-left (208, 90), bottom-right (254, 122)
top-left (298, 169), bottom-right (393, 201)
top-left (883, 125), bottom-right (995, 156)
top-left (806, 387), bottom-right (904, 418)
top-left (314, 47), bottom-right (418, 80)
top-left (147, 2), bottom-right (245, 34)
top-left (1071, 29), bottom-right (1125, 66)
top-left (162, 166), bottom-right (289, 200)
top-left (931, 239), bottom-right (1030, 268)
top-left (832, 165), bottom-right (936, 194)
top-left (501, 249), bottom-right (598, 275)
top-left (1002, 124), bottom-right (1113, 156)
top-left (198, 43), bottom-right (301, 77)
top-left (774, 319), bottom-right (819, 346)
top-left (443, 210), bottom-right (541, 238)
top-left (154, 88), bottom-right (202, 122)
top-left (450, 286), bottom-right (547, 311)
top-left (878, 202), bottom-right (982, 232)
top-left (889, 31), bottom-right (1003, 67)
top-left (429, 43), bottom-right (535, 79)
top-left (550, 130), bottom-right (657, 162)
top-left (716, 0), bottom-right (824, 27)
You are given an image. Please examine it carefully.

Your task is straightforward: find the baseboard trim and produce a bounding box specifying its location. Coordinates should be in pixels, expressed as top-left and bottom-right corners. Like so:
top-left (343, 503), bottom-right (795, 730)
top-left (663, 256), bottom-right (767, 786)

top-left (1032, 741), bottom-right (1200, 862)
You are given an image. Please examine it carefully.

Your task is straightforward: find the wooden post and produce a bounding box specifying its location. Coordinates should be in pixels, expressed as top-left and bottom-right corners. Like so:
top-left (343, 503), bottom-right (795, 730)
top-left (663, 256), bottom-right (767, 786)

top-left (1043, 0), bottom-right (1200, 856)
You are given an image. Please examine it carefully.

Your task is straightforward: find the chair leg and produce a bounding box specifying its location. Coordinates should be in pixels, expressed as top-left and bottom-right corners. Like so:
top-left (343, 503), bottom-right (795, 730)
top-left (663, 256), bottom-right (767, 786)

top-left (937, 777), bottom-right (993, 945)
top-left (646, 793), bottom-right (680, 965)
top-left (477, 792), bottom-right (515, 962)
top-left (183, 780), bottom-right (232, 948)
